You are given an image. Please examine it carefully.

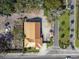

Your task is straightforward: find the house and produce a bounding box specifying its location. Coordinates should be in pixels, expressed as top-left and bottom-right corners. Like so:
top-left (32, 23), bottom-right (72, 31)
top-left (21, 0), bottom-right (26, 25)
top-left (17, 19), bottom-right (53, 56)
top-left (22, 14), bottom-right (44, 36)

top-left (24, 17), bottom-right (42, 49)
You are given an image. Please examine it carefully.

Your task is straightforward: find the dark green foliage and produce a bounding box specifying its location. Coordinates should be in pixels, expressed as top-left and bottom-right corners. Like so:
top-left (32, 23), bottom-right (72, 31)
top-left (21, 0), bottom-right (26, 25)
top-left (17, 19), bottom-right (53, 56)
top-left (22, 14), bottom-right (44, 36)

top-left (0, 0), bottom-right (16, 15)
top-left (61, 33), bottom-right (65, 38)
top-left (44, 0), bottom-right (62, 10)
top-left (47, 37), bottom-right (53, 48)
top-left (59, 39), bottom-right (70, 49)
top-left (24, 47), bottom-right (39, 52)
top-left (0, 0), bottom-right (65, 15)
top-left (61, 21), bottom-right (65, 25)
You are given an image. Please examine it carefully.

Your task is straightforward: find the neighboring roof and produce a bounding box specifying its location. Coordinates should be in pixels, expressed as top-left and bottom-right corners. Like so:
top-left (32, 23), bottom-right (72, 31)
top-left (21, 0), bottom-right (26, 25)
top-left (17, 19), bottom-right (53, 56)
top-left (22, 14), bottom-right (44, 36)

top-left (25, 17), bottom-right (42, 37)
top-left (26, 17), bottom-right (42, 22)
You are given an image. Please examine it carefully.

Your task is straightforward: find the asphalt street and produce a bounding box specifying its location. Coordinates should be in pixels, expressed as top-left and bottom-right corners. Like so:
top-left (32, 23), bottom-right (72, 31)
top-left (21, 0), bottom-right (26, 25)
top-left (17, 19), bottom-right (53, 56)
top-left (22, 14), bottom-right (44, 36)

top-left (70, 0), bottom-right (75, 43)
top-left (47, 48), bottom-right (79, 54)
top-left (0, 55), bottom-right (79, 59)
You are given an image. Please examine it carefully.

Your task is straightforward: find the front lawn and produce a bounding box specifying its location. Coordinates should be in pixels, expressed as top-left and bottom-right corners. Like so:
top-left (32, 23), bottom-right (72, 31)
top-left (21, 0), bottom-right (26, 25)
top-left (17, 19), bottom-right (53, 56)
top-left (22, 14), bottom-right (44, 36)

top-left (75, 39), bottom-right (79, 48)
top-left (75, 6), bottom-right (79, 48)
top-left (59, 10), bottom-right (70, 49)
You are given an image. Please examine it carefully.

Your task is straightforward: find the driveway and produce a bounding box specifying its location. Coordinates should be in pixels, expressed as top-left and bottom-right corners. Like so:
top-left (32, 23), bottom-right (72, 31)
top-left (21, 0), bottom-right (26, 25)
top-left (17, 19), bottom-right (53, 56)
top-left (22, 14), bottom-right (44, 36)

top-left (53, 19), bottom-right (59, 48)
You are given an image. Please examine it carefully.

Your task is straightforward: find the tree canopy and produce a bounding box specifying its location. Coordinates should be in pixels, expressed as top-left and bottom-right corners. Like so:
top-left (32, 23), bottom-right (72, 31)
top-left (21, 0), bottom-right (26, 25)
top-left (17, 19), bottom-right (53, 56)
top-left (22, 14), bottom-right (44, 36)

top-left (0, 0), bottom-right (16, 15)
top-left (0, 0), bottom-right (64, 15)
top-left (44, 0), bottom-right (62, 10)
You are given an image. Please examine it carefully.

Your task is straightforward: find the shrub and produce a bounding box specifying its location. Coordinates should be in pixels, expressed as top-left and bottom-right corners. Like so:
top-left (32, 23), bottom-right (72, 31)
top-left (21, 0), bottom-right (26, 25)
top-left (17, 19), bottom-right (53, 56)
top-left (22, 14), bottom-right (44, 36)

top-left (47, 37), bottom-right (53, 48)
top-left (61, 33), bottom-right (65, 38)
top-left (24, 47), bottom-right (39, 53)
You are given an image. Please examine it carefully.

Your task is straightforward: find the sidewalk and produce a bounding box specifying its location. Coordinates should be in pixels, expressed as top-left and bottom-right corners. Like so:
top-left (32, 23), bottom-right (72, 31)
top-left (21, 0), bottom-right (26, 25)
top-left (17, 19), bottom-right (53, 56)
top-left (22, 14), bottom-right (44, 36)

top-left (0, 49), bottom-right (79, 57)
top-left (0, 44), bottom-right (48, 57)
top-left (38, 43), bottom-right (48, 55)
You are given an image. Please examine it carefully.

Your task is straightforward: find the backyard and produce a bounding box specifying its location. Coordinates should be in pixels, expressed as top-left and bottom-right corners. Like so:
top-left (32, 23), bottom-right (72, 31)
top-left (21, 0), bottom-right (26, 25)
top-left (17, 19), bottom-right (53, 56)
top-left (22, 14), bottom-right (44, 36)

top-left (13, 20), bottom-right (24, 49)
top-left (59, 10), bottom-right (70, 49)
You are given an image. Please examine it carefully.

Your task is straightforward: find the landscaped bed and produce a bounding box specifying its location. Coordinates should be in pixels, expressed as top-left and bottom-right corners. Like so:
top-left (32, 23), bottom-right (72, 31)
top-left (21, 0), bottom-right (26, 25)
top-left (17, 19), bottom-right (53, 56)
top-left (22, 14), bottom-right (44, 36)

top-left (24, 47), bottom-right (39, 53)
top-left (75, 6), bottom-right (79, 48)
top-left (59, 10), bottom-right (70, 49)
top-left (75, 39), bottom-right (79, 48)
top-left (47, 37), bottom-right (53, 48)
top-left (12, 20), bottom-right (24, 49)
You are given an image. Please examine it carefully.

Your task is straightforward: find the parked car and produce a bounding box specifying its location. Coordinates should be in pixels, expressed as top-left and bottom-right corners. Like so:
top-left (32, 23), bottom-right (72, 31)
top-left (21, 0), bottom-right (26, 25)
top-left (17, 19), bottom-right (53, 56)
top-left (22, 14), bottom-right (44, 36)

top-left (71, 5), bottom-right (74, 9)
top-left (5, 22), bottom-right (10, 26)
top-left (70, 42), bottom-right (75, 49)
top-left (65, 56), bottom-right (71, 59)
top-left (71, 20), bottom-right (74, 24)
top-left (70, 34), bottom-right (73, 38)
top-left (71, 28), bottom-right (74, 32)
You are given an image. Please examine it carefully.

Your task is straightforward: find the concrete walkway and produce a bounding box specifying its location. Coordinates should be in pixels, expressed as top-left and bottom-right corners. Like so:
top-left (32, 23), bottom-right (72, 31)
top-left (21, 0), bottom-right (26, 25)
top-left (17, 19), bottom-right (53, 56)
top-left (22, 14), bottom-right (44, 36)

top-left (38, 43), bottom-right (48, 55)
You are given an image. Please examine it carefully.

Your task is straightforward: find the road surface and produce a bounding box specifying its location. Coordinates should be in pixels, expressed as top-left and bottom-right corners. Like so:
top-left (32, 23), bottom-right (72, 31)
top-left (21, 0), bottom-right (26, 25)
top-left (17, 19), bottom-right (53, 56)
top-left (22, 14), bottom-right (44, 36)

top-left (0, 55), bottom-right (79, 59)
top-left (69, 0), bottom-right (76, 49)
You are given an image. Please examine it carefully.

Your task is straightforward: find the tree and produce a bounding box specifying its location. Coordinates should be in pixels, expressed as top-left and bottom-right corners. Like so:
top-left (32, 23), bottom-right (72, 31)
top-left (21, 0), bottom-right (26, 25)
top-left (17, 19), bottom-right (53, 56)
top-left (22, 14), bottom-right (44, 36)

top-left (15, 0), bottom-right (43, 13)
top-left (43, 0), bottom-right (62, 23)
top-left (43, 0), bottom-right (63, 32)
top-left (0, 0), bottom-right (16, 15)
top-left (44, 0), bottom-right (62, 10)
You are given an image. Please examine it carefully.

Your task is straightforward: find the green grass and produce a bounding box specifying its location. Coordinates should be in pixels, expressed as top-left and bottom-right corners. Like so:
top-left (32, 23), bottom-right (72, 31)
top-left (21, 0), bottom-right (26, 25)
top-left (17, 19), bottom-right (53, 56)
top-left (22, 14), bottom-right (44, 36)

top-left (59, 10), bottom-right (70, 49)
top-left (75, 6), bottom-right (79, 48)
top-left (75, 39), bottom-right (79, 48)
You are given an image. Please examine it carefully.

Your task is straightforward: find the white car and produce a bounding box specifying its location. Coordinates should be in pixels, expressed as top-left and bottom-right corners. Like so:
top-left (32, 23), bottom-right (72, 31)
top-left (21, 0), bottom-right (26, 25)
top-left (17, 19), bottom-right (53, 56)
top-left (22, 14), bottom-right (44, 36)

top-left (65, 56), bottom-right (71, 59)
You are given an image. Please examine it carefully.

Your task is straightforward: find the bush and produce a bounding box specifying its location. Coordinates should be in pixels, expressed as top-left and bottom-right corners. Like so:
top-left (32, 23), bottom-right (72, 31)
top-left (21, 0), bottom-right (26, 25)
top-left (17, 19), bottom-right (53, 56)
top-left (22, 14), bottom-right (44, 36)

top-left (59, 39), bottom-right (70, 49)
top-left (61, 21), bottom-right (65, 25)
top-left (47, 37), bottom-right (53, 48)
top-left (24, 47), bottom-right (39, 53)
top-left (61, 33), bottom-right (65, 38)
